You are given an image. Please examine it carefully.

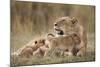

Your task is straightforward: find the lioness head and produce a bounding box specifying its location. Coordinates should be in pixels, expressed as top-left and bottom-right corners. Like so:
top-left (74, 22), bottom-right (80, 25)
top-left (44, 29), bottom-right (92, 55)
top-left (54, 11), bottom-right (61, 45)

top-left (54, 17), bottom-right (78, 35)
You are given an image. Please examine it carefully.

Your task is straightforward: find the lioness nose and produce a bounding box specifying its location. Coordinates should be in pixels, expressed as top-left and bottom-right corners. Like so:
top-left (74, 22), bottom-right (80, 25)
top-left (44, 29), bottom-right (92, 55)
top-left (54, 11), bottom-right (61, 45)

top-left (54, 23), bottom-right (57, 26)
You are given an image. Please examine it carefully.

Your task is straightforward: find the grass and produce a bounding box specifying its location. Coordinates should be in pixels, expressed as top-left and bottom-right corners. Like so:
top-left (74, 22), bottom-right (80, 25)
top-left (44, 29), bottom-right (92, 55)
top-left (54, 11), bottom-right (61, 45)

top-left (10, 34), bottom-right (95, 67)
top-left (11, 54), bottom-right (95, 67)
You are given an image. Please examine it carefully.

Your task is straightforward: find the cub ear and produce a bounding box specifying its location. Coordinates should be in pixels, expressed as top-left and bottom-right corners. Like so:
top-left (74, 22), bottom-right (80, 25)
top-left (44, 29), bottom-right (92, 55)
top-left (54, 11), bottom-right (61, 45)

top-left (42, 39), bottom-right (45, 44)
top-left (71, 17), bottom-right (78, 24)
top-left (47, 33), bottom-right (55, 37)
top-left (35, 40), bottom-right (37, 44)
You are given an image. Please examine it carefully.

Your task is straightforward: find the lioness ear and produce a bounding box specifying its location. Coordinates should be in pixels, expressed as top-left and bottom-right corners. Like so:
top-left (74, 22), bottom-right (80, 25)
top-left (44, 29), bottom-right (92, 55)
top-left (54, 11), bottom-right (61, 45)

top-left (35, 40), bottom-right (37, 44)
top-left (71, 17), bottom-right (78, 24)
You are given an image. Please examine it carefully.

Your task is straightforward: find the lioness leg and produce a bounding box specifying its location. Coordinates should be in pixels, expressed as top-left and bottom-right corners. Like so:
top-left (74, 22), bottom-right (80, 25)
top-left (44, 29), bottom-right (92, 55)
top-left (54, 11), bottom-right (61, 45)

top-left (76, 40), bottom-right (86, 56)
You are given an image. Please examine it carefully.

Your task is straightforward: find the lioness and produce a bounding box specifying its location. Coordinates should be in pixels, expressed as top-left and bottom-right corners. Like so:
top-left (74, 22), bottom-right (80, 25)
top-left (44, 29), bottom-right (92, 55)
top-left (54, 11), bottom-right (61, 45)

top-left (44, 33), bottom-right (81, 57)
top-left (54, 16), bottom-right (86, 56)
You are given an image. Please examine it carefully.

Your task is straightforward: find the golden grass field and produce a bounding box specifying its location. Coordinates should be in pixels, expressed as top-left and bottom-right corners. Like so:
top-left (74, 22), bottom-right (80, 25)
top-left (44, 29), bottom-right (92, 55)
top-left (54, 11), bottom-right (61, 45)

top-left (10, 33), bottom-right (95, 66)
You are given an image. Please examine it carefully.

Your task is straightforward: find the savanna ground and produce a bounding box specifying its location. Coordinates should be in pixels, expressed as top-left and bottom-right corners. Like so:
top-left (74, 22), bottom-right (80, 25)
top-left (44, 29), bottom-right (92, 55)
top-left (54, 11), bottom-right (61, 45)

top-left (11, 34), bottom-right (95, 67)
top-left (10, 1), bottom-right (95, 67)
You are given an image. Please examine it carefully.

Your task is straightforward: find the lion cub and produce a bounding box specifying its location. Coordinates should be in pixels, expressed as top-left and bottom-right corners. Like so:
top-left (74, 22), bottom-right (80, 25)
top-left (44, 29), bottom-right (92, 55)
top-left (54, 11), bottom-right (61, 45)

top-left (44, 33), bottom-right (81, 57)
top-left (12, 39), bottom-right (46, 58)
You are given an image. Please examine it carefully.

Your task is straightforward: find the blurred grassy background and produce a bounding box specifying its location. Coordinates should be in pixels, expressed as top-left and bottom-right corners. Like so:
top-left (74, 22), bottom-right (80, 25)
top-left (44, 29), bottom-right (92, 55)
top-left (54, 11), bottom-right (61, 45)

top-left (10, 0), bottom-right (95, 66)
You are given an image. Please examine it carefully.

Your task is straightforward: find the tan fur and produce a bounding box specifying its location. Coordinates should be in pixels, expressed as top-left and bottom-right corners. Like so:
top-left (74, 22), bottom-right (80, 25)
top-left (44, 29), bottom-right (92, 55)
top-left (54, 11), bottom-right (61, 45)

top-left (45, 33), bottom-right (81, 56)
top-left (13, 39), bottom-right (46, 58)
top-left (33, 45), bottom-right (49, 57)
top-left (19, 47), bottom-right (33, 58)
top-left (54, 16), bottom-right (86, 56)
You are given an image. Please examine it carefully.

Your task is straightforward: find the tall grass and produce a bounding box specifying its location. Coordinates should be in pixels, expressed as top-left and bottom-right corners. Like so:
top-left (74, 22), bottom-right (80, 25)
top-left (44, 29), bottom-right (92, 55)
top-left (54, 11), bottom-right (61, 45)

top-left (11, 34), bottom-right (95, 66)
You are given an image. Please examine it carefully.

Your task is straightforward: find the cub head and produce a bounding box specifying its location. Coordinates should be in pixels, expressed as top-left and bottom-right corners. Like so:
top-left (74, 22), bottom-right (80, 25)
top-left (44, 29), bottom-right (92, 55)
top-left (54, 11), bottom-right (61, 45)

top-left (34, 39), bottom-right (45, 48)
